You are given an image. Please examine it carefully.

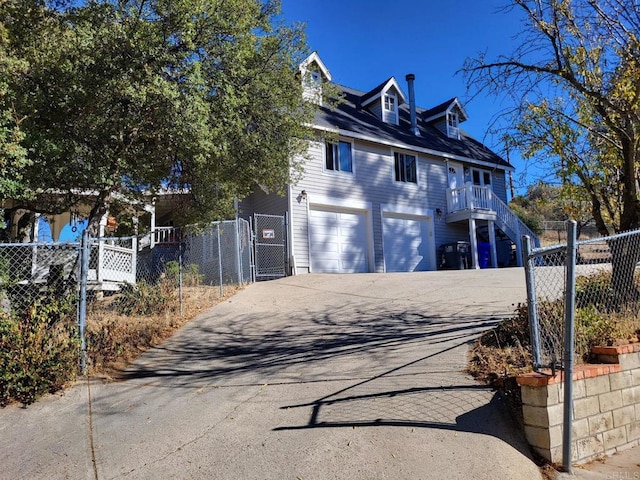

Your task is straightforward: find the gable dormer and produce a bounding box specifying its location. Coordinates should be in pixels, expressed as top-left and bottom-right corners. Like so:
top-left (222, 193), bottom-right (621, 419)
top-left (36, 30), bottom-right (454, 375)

top-left (360, 78), bottom-right (407, 126)
top-left (299, 52), bottom-right (332, 106)
top-left (422, 97), bottom-right (469, 140)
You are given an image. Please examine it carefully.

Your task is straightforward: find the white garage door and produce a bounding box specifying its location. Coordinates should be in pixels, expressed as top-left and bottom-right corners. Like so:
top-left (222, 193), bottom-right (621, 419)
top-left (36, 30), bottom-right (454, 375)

top-left (309, 208), bottom-right (369, 273)
top-left (383, 214), bottom-right (434, 272)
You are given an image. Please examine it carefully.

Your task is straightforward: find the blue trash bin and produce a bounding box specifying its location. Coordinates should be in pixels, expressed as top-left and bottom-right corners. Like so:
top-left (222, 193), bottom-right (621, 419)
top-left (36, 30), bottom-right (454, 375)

top-left (478, 242), bottom-right (491, 269)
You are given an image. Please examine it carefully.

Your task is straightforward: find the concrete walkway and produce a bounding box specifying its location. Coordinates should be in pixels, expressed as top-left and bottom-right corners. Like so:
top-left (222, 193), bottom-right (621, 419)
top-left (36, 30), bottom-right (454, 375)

top-left (0, 269), bottom-right (543, 480)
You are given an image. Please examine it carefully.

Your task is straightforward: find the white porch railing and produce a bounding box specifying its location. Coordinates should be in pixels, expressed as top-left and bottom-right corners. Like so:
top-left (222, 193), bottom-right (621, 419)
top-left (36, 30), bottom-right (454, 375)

top-left (446, 182), bottom-right (541, 248)
top-left (88, 237), bottom-right (137, 284)
top-left (139, 227), bottom-right (181, 249)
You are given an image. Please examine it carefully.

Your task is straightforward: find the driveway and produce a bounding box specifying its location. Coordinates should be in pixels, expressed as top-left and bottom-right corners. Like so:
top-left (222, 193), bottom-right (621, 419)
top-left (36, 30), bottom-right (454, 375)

top-left (1, 269), bottom-right (542, 480)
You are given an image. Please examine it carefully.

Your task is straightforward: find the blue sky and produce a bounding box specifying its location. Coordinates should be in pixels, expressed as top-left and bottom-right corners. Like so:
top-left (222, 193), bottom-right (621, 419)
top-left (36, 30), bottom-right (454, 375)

top-left (280, 0), bottom-right (533, 194)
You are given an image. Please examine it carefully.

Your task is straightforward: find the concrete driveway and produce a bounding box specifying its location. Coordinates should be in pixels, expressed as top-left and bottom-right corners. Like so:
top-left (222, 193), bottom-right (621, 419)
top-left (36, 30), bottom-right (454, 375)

top-left (1, 269), bottom-right (542, 480)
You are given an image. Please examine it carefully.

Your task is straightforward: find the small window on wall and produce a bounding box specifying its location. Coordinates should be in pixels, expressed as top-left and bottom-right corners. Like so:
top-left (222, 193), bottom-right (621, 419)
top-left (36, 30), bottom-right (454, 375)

top-left (325, 141), bottom-right (353, 173)
top-left (394, 152), bottom-right (417, 183)
top-left (471, 168), bottom-right (492, 188)
top-left (384, 94), bottom-right (396, 112)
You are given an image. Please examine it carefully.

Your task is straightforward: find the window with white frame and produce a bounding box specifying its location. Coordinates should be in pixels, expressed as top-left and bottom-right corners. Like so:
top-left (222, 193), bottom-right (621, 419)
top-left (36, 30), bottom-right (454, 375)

top-left (447, 111), bottom-right (460, 139)
top-left (384, 93), bottom-right (398, 124)
top-left (325, 141), bottom-right (353, 173)
top-left (471, 168), bottom-right (492, 188)
top-left (394, 152), bottom-right (417, 183)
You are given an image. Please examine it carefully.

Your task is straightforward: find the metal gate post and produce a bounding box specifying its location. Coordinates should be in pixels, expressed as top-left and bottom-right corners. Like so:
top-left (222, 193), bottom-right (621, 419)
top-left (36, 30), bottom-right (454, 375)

top-left (217, 223), bottom-right (223, 296)
top-left (562, 220), bottom-right (578, 473)
top-left (78, 230), bottom-right (90, 375)
top-left (235, 219), bottom-right (242, 284)
top-left (523, 235), bottom-right (541, 369)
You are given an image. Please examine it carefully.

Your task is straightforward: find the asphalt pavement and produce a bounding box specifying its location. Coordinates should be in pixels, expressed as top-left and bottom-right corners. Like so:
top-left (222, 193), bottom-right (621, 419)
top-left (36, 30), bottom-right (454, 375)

top-left (1, 269), bottom-right (545, 480)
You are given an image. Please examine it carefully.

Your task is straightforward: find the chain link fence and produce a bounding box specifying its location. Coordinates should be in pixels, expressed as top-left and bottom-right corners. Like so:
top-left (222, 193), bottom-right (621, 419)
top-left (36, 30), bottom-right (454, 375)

top-left (0, 241), bottom-right (81, 315)
top-left (524, 222), bottom-right (640, 470)
top-left (1, 218), bottom-right (254, 376)
top-left (254, 213), bottom-right (286, 279)
top-left (524, 225), bottom-right (640, 373)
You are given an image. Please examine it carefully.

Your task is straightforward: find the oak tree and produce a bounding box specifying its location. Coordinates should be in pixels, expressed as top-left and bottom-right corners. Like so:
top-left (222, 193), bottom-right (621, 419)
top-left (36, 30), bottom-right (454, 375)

top-left (464, 0), bottom-right (640, 298)
top-left (1, 0), bottom-right (316, 234)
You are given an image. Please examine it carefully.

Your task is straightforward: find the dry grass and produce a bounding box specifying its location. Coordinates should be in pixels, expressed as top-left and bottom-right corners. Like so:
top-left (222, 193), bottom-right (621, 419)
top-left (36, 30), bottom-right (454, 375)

top-left (467, 306), bottom-right (534, 384)
top-left (85, 284), bottom-right (242, 378)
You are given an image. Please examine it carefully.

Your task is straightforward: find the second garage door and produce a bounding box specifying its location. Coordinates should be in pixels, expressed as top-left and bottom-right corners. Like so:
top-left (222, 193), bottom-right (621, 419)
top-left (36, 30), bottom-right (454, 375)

top-left (309, 208), bottom-right (369, 273)
top-left (382, 214), bottom-right (434, 272)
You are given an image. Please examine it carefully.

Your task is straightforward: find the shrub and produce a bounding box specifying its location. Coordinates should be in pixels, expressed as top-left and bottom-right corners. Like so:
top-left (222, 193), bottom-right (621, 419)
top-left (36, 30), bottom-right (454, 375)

top-left (509, 203), bottom-right (544, 235)
top-left (0, 292), bottom-right (79, 406)
top-left (164, 261), bottom-right (204, 287)
top-left (112, 280), bottom-right (177, 316)
top-left (470, 272), bottom-right (640, 387)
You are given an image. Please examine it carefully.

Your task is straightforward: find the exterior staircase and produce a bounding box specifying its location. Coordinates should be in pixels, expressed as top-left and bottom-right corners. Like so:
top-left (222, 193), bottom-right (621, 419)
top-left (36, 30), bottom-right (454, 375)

top-left (446, 182), bottom-right (541, 267)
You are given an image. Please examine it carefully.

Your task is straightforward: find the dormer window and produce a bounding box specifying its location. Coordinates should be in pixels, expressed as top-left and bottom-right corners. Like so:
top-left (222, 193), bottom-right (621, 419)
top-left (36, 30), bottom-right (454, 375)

top-left (447, 112), bottom-right (460, 139)
top-left (310, 70), bottom-right (322, 88)
top-left (383, 93), bottom-right (398, 125)
top-left (360, 78), bottom-right (405, 126)
top-left (299, 52), bottom-right (332, 106)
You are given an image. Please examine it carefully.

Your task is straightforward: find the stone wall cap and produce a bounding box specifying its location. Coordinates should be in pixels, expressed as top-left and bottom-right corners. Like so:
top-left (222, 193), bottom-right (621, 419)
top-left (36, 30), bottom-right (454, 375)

top-left (516, 364), bottom-right (621, 387)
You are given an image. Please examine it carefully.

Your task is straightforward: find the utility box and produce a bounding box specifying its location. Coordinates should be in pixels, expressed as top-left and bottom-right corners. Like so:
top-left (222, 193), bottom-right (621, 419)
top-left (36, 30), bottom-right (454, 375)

top-left (440, 241), bottom-right (470, 270)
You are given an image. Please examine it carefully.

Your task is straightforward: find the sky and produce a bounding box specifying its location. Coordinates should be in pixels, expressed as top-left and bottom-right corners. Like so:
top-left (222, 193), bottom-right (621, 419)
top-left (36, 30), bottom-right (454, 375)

top-left (279, 0), bottom-right (534, 195)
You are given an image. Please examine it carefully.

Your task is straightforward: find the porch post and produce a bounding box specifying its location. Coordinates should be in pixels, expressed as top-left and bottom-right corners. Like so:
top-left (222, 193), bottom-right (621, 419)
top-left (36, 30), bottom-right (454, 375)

top-left (97, 214), bottom-right (107, 282)
top-left (148, 199), bottom-right (156, 249)
top-left (466, 182), bottom-right (475, 210)
top-left (514, 220), bottom-right (523, 267)
top-left (488, 220), bottom-right (498, 268)
top-left (469, 218), bottom-right (479, 269)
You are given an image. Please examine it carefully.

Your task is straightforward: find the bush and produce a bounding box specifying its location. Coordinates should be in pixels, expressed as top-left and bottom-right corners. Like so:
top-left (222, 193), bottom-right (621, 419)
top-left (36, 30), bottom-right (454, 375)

top-left (112, 280), bottom-right (177, 316)
top-left (509, 203), bottom-right (544, 235)
top-left (0, 292), bottom-right (79, 406)
top-left (469, 272), bottom-right (640, 387)
top-left (164, 261), bottom-right (204, 287)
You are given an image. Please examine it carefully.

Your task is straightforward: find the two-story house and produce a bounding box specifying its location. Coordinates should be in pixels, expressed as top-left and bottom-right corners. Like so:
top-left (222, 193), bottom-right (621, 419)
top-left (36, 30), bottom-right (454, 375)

top-left (241, 52), bottom-right (539, 275)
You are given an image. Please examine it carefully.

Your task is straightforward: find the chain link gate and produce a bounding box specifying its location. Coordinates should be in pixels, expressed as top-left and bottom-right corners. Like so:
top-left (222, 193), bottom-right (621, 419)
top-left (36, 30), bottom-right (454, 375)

top-left (254, 214), bottom-right (286, 279)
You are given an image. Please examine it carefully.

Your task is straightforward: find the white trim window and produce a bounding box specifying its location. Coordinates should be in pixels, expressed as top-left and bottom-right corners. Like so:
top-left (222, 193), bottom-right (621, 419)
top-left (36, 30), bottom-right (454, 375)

top-left (471, 168), bottom-right (492, 189)
top-left (325, 141), bottom-right (353, 173)
top-left (447, 111), bottom-right (460, 139)
top-left (384, 93), bottom-right (398, 124)
top-left (394, 152), bottom-right (417, 184)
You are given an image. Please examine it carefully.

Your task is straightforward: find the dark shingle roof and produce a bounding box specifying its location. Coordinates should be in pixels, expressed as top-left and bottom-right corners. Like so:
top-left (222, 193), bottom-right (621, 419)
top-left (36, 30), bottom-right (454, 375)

top-left (317, 85), bottom-right (512, 169)
top-left (421, 97), bottom-right (457, 120)
top-left (359, 77), bottom-right (395, 106)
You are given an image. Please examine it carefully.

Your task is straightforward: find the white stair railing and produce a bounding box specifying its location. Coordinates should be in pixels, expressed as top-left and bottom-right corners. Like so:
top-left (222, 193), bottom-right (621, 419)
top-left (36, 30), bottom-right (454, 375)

top-left (446, 183), bottom-right (541, 250)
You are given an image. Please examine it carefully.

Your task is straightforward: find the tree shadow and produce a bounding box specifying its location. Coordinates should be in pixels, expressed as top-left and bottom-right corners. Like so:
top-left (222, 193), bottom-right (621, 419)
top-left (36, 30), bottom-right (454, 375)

top-left (119, 306), bottom-right (502, 388)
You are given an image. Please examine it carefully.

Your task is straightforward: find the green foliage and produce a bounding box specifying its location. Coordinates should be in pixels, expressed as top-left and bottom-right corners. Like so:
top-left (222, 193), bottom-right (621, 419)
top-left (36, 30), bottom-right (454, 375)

top-left (509, 201), bottom-right (544, 235)
top-left (0, 17), bottom-right (29, 207)
top-left (112, 281), bottom-right (177, 316)
top-left (164, 261), bottom-right (204, 287)
top-left (0, 292), bottom-right (78, 406)
top-left (575, 271), bottom-right (615, 310)
top-left (464, 1), bottom-right (640, 236)
top-left (472, 271), bottom-right (640, 384)
top-left (0, 0), bottom-right (319, 227)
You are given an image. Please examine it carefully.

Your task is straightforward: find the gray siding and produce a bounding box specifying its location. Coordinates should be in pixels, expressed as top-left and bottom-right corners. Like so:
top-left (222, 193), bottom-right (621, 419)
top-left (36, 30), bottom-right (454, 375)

top-left (492, 170), bottom-right (508, 203)
top-left (290, 138), bottom-right (462, 273)
top-left (369, 100), bottom-right (382, 122)
top-left (250, 134), bottom-right (514, 274)
top-left (432, 119), bottom-right (447, 135)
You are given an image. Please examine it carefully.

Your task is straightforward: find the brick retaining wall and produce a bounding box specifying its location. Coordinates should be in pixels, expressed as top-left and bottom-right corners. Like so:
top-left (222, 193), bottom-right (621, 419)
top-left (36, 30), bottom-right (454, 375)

top-left (516, 344), bottom-right (640, 464)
